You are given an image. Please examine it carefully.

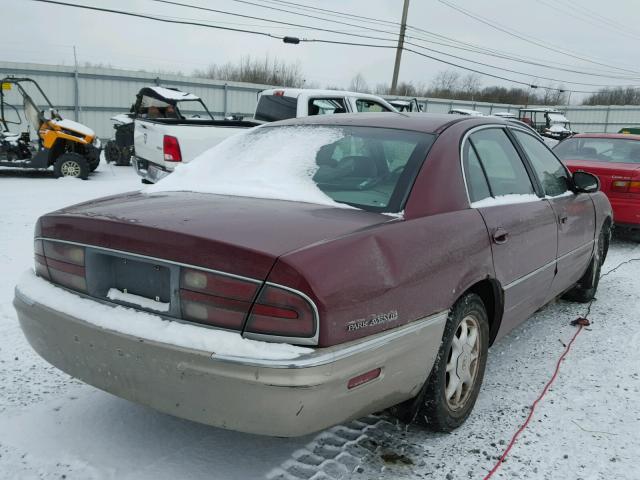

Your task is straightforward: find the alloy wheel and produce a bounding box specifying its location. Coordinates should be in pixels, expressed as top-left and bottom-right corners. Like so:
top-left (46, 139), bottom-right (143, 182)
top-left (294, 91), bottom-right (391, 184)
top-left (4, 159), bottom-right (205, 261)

top-left (60, 160), bottom-right (81, 177)
top-left (445, 314), bottom-right (481, 410)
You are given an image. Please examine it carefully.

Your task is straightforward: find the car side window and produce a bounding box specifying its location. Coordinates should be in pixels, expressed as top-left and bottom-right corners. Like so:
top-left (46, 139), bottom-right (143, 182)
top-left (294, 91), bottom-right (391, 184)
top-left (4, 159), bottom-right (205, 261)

top-left (308, 98), bottom-right (347, 116)
top-left (469, 128), bottom-right (535, 196)
top-left (512, 130), bottom-right (570, 197)
top-left (463, 142), bottom-right (491, 203)
top-left (355, 99), bottom-right (391, 112)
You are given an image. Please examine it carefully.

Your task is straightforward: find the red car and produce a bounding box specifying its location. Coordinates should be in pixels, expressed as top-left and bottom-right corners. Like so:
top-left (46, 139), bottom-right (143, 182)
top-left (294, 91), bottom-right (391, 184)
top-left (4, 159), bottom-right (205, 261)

top-left (15, 114), bottom-right (611, 437)
top-left (554, 133), bottom-right (640, 232)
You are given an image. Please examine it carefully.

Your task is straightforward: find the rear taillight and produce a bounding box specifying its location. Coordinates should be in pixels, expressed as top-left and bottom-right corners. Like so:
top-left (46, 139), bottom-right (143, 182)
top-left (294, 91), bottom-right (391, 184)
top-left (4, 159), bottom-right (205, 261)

top-left (245, 284), bottom-right (317, 339)
top-left (35, 240), bottom-right (87, 292)
top-left (163, 135), bottom-right (182, 162)
top-left (611, 179), bottom-right (640, 193)
top-left (179, 268), bottom-right (258, 329)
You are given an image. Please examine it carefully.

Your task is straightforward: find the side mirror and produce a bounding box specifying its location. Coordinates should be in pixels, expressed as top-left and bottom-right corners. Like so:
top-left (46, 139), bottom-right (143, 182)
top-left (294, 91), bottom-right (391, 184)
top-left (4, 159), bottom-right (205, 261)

top-left (572, 171), bottom-right (599, 193)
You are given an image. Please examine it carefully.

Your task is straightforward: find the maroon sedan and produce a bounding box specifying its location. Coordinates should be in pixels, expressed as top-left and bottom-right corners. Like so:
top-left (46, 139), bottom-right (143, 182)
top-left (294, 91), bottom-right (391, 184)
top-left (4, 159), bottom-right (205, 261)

top-left (554, 133), bottom-right (640, 233)
top-left (14, 113), bottom-right (611, 437)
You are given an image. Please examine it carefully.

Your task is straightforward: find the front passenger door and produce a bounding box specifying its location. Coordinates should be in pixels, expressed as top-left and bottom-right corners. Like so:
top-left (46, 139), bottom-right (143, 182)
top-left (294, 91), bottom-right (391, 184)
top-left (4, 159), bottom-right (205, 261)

top-left (510, 129), bottom-right (596, 298)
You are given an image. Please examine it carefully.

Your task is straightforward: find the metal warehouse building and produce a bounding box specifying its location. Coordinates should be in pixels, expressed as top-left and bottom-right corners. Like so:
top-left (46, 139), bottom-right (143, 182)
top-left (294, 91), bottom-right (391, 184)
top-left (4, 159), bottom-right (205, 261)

top-left (1, 61), bottom-right (639, 138)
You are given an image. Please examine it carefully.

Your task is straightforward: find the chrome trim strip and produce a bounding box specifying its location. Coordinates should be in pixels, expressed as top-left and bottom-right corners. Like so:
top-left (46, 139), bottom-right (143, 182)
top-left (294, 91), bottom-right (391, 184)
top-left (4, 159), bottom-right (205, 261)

top-left (504, 239), bottom-right (594, 291)
top-left (37, 237), bottom-right (262, 284)
top-left (557, 240), bottom-right (594, 263)
top-left (211, 310), bottom-right (449, 369)
top-left (37, 237), bottom-right (321, 345)
top-left (504, 260), bottom-right (555, 291)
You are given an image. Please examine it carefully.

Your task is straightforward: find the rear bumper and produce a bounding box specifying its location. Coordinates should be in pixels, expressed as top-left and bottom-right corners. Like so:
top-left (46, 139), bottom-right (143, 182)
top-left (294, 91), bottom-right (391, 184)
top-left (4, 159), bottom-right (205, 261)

top-left (132, 156), bottom-right (171, 183)
top-left (14, 285), bottom-right (446, 437)
top-left (609, 197), bottom-right (640, 226)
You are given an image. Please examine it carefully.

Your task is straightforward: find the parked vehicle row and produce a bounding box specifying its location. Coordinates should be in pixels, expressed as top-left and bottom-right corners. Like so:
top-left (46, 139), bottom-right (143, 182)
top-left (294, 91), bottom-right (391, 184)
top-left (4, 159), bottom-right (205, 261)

top-left (132, 87), bottom-right (397, 184)
top-left (16, 112), bottom-right (612, 437)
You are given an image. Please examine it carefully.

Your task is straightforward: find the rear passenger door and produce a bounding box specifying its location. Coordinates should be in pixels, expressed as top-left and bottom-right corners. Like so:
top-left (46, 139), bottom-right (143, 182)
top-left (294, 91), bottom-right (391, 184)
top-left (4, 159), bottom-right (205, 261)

top-left (510, 129), bottom-right (596, 298)
top-left (463, 127), bottom-right (558, 338)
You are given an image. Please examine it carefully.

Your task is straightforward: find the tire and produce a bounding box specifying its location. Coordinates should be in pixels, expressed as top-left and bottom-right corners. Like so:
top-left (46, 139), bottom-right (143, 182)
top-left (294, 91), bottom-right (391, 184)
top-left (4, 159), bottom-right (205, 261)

top-left (562, 224), bottom-right (607, 303)
top-left (115, 146), bottom-right (132, 166)
top-left (415, 293), bottom-right (490, 432)
top-left (88, 156), bottom-right (100, 172)
top-left (53, 153), bottom-right (89, 180)
top-left (104, 141), bottom-right (121, 165)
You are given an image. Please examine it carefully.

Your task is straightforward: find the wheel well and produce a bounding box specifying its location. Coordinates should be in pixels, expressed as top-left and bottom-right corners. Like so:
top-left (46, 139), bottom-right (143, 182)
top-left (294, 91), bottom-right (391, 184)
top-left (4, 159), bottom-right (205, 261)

top-left (465, 279), bottom-right (503, 346)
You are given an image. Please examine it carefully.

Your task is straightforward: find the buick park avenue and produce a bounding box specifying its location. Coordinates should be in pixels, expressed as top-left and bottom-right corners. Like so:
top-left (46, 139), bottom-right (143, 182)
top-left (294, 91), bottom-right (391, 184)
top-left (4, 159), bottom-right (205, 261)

top-left (14, 113), bottom-right (611, 436)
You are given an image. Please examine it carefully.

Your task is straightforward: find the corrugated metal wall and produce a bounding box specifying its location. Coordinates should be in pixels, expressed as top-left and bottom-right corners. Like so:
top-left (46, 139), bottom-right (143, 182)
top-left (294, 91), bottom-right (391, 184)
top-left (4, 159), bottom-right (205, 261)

top-left (2, 61), bottom-right (639, 138)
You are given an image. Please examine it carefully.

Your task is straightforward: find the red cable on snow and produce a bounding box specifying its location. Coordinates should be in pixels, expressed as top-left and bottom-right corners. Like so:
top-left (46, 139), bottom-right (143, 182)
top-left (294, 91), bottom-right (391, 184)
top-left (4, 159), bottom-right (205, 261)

top-left (482, 325), bottom-right (585, 480)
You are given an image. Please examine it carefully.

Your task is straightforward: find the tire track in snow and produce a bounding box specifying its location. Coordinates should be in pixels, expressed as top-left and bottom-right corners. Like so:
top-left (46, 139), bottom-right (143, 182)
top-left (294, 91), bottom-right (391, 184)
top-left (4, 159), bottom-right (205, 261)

top-left (265, 415), bottom-right (422, 480)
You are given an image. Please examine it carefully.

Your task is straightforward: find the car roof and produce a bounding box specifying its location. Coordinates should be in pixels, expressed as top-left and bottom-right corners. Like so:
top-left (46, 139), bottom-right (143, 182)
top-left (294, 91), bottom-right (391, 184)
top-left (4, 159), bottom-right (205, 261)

top-left (269, 112), bottom-right (509, 134)
top-left (570, 133), bottom-right (640, 141)
top-left (519, 108), bottom-right (563, 113)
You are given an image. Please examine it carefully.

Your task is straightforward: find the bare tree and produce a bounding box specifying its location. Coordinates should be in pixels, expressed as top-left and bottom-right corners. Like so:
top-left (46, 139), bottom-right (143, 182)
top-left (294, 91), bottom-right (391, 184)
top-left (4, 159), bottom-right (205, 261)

top-left (374, 83), bottom-right (391, 95)
top-left (583, 87), bottom-right (640, 105)
top-left (194, 56), bottom-right (305, 87)
top-left (430, 70), bottom-right (461, 97)
top-left (349, 73), bottom-right (370, 93)
top-left (460, 73), bottom-right (482, 100)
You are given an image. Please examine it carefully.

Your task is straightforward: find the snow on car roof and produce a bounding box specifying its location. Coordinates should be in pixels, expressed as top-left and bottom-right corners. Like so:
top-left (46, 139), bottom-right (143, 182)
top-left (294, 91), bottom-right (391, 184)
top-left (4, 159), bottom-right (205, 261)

top-left (149, 86), bottom-right (200, 101)
top-left (449, 108), bottom-right (485, 116)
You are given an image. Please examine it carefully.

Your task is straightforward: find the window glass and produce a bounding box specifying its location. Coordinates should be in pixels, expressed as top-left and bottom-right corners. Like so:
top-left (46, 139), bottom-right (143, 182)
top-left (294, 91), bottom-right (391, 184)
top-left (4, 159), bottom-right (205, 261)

top-left (470, 128), bottom-right (535, 196)
top-left (308, 98), bottom-right (347, 116)
top-left (312, 127), bottom-right (435, 211)
top-left (355, 99), bottom-right (391, 112)
top-left (463, 143), bottom-right (491, 202)
top-left (513, 130), bottom-right (569, 196)
top-left (554, 137), bottom-right (640, 164)
top-left (254, 95), bottom-right (297, 122)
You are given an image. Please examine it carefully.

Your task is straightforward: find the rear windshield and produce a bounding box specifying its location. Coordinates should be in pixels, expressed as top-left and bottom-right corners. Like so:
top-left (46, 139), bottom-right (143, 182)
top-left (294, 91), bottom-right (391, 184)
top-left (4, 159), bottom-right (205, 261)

top-left (554, 137), bottom-right (640, 164)
top-left (254, 95), bottom-right (298, 122)
top-left (148, 125), bottom-right (436, 213)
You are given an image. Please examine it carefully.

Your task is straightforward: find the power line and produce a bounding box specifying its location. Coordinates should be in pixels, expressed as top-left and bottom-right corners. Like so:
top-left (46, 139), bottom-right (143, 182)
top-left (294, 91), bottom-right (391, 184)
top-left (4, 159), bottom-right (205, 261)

top-left (32, 0), bottom-right (284, 39)
top-left (27, 0), bottom-right (639, 95)
top-left (210, 0), bottom-right (640, 82)
top-left (151, 0), bottom-right (640, 85)
top-left (437, 0), bottom-right (640, 76)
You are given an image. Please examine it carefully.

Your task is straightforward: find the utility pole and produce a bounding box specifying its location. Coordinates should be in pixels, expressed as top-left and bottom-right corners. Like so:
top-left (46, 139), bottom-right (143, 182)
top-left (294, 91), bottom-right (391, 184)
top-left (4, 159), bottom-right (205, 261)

top-left (73, 45), bottom-right (80, 121)
top-left (391, 0), bottom-right (410, 95)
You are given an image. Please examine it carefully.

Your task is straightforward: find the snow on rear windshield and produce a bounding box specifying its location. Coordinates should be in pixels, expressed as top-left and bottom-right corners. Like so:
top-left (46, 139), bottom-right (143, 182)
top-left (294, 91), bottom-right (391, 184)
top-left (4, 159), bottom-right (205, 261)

top-left (147, 125), bottom-right (435, 212)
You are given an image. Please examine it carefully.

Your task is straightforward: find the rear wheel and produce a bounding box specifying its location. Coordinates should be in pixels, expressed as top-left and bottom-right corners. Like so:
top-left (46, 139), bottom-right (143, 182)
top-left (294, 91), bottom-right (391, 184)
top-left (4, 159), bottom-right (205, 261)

top-left (53, 153), bottom-right (89, 180)
top-left (415, 293), bottom-right (489, 432)
top-left (562, 224), bottom-right (607, 303)
top-left (105, 141), bottom-right (121, 165)
top-left (116, 146), bottom-right (132, 166)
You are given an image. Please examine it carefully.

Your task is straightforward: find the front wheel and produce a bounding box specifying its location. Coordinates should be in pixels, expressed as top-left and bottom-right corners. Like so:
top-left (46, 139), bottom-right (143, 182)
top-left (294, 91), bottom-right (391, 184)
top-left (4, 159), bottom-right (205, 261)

top-left (53, 153), bottom-right (89, 180)
top-left (562, 224), bottom-right (607, 303)
top-left (416, 293), bottom-right (490, 432)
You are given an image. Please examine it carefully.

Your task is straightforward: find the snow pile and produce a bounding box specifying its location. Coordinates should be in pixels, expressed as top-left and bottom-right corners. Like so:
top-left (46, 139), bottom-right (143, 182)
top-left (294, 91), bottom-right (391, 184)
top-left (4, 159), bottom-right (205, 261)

top-left (17, 270), bottom-right (312, 360)
top-left (149, 86), bottom-right (200, 101)
top-left (106, 288), bottom-right (169, 313)
top-left (471, 193), bottom-right (540, 208)
top-left (49, 119), bottom-right (95, 137)
top-left (146, 126), bottom-right (351, 208)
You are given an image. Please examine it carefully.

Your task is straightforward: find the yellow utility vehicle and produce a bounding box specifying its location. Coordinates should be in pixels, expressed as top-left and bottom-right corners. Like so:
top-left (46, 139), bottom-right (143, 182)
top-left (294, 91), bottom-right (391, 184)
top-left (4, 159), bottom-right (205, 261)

top-left (0, 77), bottom-right (100, 179)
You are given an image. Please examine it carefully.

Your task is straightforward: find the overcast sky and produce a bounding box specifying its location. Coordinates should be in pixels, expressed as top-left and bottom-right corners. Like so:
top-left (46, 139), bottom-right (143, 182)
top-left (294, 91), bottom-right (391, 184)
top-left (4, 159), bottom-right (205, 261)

top-left (2, 0), bottom-right (640, 100)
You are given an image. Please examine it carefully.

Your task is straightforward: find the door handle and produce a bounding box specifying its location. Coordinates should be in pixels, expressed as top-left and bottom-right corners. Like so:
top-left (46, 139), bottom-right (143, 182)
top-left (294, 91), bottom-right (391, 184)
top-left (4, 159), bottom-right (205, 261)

top-left (559, 215), bottom-right (568, 225)
top-left (140, 123), bottom-right (148, 129)
top-left (492, 228), bottom-right (509, 244)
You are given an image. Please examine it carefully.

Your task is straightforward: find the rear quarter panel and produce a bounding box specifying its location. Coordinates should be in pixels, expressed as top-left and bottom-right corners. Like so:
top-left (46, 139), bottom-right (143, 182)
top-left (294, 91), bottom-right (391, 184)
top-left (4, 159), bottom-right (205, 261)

top-left (268, 210), bottom-right (494, 347)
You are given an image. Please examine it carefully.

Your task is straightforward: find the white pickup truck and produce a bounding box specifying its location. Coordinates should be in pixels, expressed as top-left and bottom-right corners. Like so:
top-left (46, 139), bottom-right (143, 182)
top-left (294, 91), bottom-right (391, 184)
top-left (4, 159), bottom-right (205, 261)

top-left (132, 87), bottom-right (397, 183)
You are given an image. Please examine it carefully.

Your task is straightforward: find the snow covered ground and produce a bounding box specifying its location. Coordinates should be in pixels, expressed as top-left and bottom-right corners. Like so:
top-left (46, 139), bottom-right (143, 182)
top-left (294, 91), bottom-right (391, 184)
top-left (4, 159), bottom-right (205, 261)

top-left (0, 163), bottom-right (639, 480)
